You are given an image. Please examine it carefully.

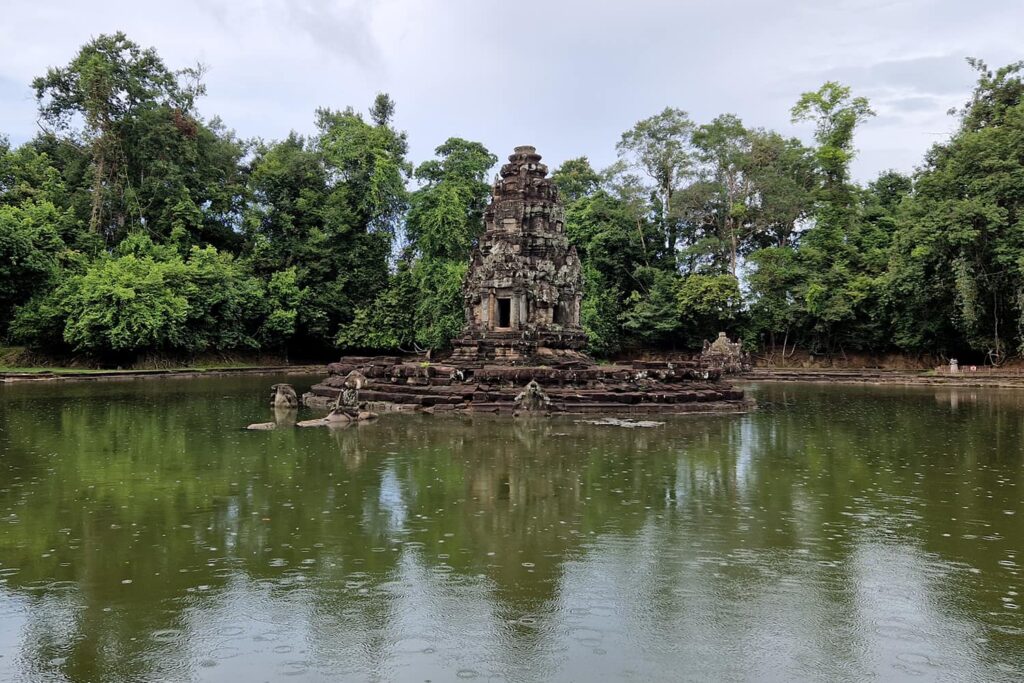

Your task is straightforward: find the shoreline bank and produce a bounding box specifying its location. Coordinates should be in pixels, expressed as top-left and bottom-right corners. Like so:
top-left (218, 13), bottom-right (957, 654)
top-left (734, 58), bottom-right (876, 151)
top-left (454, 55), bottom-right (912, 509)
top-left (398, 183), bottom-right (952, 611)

top-left (7, 363), bottom-right (1024, 390)
top-left (741, 368), bottom-right (1024, 389)
top-left (0, 364), bottom-right (326, 383)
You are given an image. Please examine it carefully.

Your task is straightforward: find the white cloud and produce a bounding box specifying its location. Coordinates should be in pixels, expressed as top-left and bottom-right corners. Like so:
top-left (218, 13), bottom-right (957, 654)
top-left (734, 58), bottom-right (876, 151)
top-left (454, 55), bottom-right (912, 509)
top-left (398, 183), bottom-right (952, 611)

top-left (1, 0), bottom-right (1021, 181)
top-left (283, 0), bottom-right (381, 68)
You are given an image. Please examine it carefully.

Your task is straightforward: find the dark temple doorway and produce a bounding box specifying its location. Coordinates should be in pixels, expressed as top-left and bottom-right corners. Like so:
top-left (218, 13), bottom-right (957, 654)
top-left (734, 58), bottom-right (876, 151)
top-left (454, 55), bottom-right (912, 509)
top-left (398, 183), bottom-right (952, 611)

top-left (497, 298), bottom-right (511, 328)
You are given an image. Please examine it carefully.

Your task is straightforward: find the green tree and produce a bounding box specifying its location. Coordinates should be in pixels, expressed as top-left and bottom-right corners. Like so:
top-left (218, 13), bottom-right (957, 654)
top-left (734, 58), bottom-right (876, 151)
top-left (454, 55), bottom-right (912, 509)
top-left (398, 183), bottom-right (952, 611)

top-left (887, 60), bottom-right (1024, 361)
top-left (551, 156), bottom-right (602, 203)
top-left (406, 138), bottom-right (496, 260)
top-left (57, 246), bottom-right (192, 356)
top-left (338, 138), bottom-right (495, 352)
top-left (335, 262), bottom-right (416, 351)
top-left (260, 268), bottom-right (305, 351)
top-left (744, 246), bottom-right (806, 353)
top-left (564, 184), bottom-right (657, 295)
top-left (410, 258), bottom-right (468, 350)
top-left (622, 267), bottom-right (682, 347)
top-left (676, 273), bottom-right (743, 347)
top-left (791, 81), bottom-right (875, 189)
top-left (555, 157), bottom-right (665, 354)
top-left (12, 233), bottom-right (282, 360)
top-left (692, 114), bottom-right (753, 276)
top-left (786, 81), bottom-right (879, 353)
top-left (617, 108), bottom-right (695, 261)
top-left (744, 130), bottom-right (816, 249)
top-left (32, 32), bottom-right (244, 247)
top-left (0, 200), bottom-right (70, 335)
top-left (579, 266), bottom-right (625, 357)
top-left (315, 101), bottom-right (410, 236)
top-left (245, 97), bottom-right (410, 352)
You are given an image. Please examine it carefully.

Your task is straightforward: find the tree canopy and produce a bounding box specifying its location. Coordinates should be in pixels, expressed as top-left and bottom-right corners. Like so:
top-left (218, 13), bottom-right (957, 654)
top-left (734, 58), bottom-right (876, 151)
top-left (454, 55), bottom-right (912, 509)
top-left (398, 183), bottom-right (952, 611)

top-left (3, 34), bottom-right (1023, 366)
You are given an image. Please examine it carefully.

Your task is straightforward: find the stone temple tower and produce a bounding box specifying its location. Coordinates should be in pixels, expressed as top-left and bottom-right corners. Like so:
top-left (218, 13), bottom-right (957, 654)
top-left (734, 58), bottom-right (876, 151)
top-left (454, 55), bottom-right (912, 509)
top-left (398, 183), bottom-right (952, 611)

top-left (451, 145), bottom-right (587, 363)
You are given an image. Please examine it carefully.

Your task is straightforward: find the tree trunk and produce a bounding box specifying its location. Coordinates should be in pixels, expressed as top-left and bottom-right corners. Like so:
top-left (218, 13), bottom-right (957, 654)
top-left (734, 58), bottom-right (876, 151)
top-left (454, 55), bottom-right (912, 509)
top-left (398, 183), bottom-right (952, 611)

top-left (636, 218), bottom-right (649, 266)
top-left (664, 187), bottom-right (675, 267)
top-left (729, 218), bottom-right (738, 277)
top-left (89, 147), bottom-right (106, 235)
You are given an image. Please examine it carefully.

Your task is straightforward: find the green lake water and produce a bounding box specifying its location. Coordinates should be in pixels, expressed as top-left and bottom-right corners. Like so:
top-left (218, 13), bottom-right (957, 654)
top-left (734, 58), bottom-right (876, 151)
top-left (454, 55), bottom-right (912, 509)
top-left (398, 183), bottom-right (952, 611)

top-left (0, 376), bottom-right (1022, 681)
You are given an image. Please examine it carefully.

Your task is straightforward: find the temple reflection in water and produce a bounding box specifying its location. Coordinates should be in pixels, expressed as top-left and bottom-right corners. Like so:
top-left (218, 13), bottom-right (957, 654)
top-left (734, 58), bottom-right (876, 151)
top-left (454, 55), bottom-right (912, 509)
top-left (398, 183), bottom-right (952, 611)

top-left (0, 378), bottom-right (1021, 680)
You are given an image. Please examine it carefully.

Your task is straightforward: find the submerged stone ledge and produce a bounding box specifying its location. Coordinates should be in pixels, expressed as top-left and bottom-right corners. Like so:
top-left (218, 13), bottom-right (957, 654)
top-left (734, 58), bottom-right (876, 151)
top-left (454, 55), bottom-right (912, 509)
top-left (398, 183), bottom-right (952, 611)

top-left (303, 355), bottom-right (750, 416)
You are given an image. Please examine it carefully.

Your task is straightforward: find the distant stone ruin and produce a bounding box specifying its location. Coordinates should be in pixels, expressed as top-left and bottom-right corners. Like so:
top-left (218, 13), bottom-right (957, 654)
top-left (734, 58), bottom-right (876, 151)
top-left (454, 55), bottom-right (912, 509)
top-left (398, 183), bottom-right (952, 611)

top-left (701, 332), bottom-right (749, 374)
top-left (305, 146), bottom-right (750, 416)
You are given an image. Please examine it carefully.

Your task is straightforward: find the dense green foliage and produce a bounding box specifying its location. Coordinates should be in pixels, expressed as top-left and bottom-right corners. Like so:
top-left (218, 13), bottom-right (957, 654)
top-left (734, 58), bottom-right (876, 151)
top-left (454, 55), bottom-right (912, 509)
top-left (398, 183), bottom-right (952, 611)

top-left (3, 34), bottom-right (408, 362)
top-left (3, 33), bottom-right (1024, 363)
top-left (336, 137), bottom-right (495, 352)
top-left (556, 63), bottom-right (1024, 362)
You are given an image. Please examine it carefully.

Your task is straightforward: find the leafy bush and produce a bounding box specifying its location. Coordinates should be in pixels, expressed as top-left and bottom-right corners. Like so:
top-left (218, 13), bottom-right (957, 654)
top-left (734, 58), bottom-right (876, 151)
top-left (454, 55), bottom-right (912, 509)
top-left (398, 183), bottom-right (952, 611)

top-left (13, 234), bottom-right (298, 360)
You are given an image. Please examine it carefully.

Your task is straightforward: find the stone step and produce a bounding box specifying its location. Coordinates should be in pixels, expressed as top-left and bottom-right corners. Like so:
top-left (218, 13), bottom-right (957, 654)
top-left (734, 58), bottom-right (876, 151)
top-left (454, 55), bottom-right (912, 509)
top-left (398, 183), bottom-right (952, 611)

top-left (356, 389), bottom-right (465, 405)
top-left (313, 381), bottom-right (474, 397)
top-left (310, 382), bottom-right (742, 405)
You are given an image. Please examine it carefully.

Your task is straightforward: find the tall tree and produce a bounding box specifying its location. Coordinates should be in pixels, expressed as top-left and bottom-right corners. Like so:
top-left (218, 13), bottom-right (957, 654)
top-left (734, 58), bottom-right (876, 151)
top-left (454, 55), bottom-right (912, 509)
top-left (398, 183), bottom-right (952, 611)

top-left (246, 96), bottom-right (410, 352)
top-left (791, 81), bottom-right (875, 190)
top-left (555, 157), bottom-right (663, 354)
top-left (888, 60), bottom-right (1024, 361)
top-left (31, 32), bottom-right (231, 243)
top-left (744, 130), bottom-right (816, 249)
top-left (338, 137), bottom-right (496, 352)
top-left (551, 156), bottom-right (602, 203)
top-left (787, 81), bottom-right (877, 353)
top-left (692, 114), bottom-right (753, 276)
top-left (405, 138), bottom-right (496, 350)
top-left (616, 108), bottom-right (695, 263)
top-left (406, 137), bottom-right (495, 260)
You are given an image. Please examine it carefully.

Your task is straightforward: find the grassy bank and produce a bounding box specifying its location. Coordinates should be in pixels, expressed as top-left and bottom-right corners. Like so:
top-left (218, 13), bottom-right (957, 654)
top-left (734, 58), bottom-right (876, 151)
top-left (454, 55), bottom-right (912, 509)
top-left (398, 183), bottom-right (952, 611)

top-left (0, 347), bottom-right (325, 381)
top-left (0, 365), bottom-right (326, 383)
top-left (742, 366), bottom-right (1024, 389)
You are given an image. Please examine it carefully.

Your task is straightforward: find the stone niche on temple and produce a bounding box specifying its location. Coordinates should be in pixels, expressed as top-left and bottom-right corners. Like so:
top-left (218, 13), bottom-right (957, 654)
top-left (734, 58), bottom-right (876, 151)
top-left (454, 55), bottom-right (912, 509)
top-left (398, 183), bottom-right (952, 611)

top-left (451, 145), bottom-right (588, 363)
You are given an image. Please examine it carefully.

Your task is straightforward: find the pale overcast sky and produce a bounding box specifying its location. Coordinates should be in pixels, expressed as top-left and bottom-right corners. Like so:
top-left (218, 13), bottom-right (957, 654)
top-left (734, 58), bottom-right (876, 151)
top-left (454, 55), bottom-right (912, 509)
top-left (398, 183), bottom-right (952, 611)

top-left (1, 0), bottom-right (1020, 181)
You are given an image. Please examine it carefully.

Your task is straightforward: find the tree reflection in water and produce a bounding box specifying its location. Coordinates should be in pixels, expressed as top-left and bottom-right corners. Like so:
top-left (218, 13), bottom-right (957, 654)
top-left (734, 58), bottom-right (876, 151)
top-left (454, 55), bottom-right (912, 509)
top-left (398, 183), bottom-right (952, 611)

top-left (0, 377), bottom-right (1021, 681)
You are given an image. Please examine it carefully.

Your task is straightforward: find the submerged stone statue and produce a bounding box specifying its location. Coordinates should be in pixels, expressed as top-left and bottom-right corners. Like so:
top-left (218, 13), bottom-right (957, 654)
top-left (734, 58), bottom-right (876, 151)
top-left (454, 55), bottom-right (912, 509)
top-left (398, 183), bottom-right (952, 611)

top-left (271, 383), bottom-right (299, 408)
top-left (298, 370), bottom-right (377, 427)
top-left (451, 146), bottom-right (586, 363)
top-left (247, 384), bottom-right (299, 430)
top-left (514, 379), bottom-right (551, 414)
top-left (248, 379), bottom-right (376, 431)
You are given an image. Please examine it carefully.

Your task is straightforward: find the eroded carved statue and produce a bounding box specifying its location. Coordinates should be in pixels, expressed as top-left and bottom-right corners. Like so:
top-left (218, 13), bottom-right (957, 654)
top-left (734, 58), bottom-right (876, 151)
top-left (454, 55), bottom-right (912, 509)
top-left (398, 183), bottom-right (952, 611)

top-left (332, 370), bottom-right (367, 410)
top-left (271, 383), bottom-right (299, 409)
top-left (514, 379), bottom-right (551, 414)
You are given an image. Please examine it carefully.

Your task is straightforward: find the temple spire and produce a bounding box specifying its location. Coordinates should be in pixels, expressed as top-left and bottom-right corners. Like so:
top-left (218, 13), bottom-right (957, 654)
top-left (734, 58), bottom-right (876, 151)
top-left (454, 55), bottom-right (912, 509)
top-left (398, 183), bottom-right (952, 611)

top-left (451, 145), bottom-right (587, 363)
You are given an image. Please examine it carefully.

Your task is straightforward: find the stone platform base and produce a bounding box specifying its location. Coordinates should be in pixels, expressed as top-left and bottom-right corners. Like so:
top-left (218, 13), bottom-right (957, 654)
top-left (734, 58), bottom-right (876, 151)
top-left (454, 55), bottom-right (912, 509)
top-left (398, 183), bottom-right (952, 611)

top-left (449, 329), bottom-right (590, 365)
top-left (303, 356), bottom-right (750, 416)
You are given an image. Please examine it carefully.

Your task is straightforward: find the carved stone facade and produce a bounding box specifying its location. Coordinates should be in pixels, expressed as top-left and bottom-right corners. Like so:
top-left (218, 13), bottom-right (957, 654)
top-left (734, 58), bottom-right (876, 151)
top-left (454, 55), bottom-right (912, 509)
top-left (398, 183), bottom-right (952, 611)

top-left (451, 146), bottom-right (586, 363)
